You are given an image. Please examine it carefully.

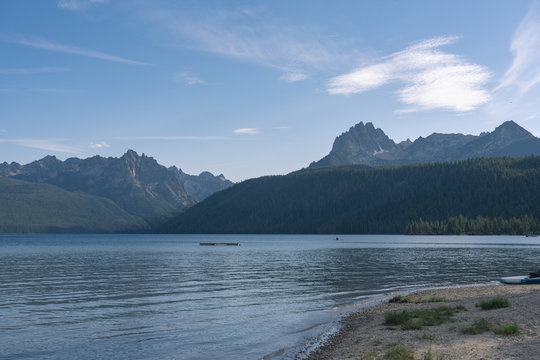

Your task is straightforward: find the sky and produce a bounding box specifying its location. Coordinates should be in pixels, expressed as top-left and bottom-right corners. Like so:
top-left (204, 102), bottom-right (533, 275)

top-left (2, 0), bottom-right (540, 182)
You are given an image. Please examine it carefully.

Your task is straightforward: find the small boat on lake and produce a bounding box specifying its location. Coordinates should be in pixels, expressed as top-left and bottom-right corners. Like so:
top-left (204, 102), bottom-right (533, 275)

top-left (500, 270), bottom-right (540, 284)
top-left (200, 242), bottom-right (241, 246)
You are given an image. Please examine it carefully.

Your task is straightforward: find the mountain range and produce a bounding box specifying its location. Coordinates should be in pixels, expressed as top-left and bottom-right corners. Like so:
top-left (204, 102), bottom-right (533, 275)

top-left (310, 120), bottom-right (540, 168)
top-left (0, 150), bottom-right (233, 231)
top-left (2, 120), bottom-right (540, 234)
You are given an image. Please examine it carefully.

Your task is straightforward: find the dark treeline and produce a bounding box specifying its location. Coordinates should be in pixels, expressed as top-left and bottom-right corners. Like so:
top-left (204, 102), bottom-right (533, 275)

top-left (406, 215), bottom-right (540, 235)
top-left (160, 156), bottom-right (540, 234)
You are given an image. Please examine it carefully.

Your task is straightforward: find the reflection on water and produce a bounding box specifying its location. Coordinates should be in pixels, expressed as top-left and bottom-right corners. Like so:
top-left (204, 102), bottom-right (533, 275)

top-left (1, 234), bottom-right (538, 359)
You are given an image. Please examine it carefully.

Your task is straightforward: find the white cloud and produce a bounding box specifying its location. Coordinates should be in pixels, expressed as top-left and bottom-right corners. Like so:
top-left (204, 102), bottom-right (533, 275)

top-left (495, 4), bottom-right (540, 95)
top-left (7, 35), bottom-right (149, 66)
top-left (174, 72), bottom-right (205, 86)
top-left (89, 141), bottom-right (109, 148)
top-left (485, 5), bottom-right (540, 124)
top-left (233, 128), bottom-right (259, 135)
top-left (327, 36), bottom-right (492, 112)
top-left (0, 138), bottom-right (82, 153)
top-left (0, 67), bottom-right (70, 75)
top-left (57, 0), bottom-right (108, 11)
top-left (328, 63), bottom-right (393, 94)
top-left (0, 129), bottom-right (6, 133)
top-left (280, 72), bottom-right (308, 83)
top-left (273, 126), bottom-right (289, 130)
top-left (145, 8), bottom-right (341, 82)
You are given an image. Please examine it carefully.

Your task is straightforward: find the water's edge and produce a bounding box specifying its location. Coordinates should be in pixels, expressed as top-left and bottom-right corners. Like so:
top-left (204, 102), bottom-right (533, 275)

top-left (291, 281), bottom-right (502, 360)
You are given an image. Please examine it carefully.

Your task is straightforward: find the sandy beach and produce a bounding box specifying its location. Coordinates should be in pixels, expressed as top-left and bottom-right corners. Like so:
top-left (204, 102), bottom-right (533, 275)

top-left (307, 284), bottom-right (540, 360)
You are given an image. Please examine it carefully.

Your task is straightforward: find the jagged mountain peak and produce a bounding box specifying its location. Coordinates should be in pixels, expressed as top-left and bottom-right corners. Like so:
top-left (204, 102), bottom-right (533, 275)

top-left (311, 120), bottom-right (540, 168)
top-left (332, 121), bottom-right (397, 154)
top-left (0, 150), bottom-right (234, 226)
top-left (122, 149), bottom-right (143, 162)
top-left (123, 149), bottom-right (139, 157)
top-left (491, 120), bottom-right (534, 139)
top-left (310, 121), bottom-right (400, 167)
top-left (35, 155), bottom-right (62, 166)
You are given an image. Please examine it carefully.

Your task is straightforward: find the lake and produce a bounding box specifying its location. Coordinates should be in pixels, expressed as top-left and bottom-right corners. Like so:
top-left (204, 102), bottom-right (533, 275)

top-left (1, 234), bottom-right (539, 359)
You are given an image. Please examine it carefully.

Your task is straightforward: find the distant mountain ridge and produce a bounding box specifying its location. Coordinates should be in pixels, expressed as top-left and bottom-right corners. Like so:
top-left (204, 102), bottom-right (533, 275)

top-left (310, 121), bottom-right (540, 167)
top-left (0, 150), bottom-right (233, 227)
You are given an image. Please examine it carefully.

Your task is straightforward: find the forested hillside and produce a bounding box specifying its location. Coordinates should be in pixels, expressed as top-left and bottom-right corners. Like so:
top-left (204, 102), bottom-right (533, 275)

top-left (160, 156), bottom-right (540, 234)
top-left (0, 177), bottom-right (148, 233)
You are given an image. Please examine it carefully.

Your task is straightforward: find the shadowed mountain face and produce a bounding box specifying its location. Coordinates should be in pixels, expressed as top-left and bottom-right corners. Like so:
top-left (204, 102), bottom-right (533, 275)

top-left (159, 157), bottom-right (540, 234)
top-left (176, 169), bottom-right (233, 202)
top-left (0, 150), bottom-right (233, 226)
top-left (310, 121), bottom-right (540, 168)
top-left (0, 176), bottom-right (148, 233)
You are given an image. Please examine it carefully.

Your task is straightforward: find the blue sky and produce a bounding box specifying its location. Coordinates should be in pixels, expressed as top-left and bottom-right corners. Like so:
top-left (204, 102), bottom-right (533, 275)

top-left (1, 0), bottom-right (540, 181)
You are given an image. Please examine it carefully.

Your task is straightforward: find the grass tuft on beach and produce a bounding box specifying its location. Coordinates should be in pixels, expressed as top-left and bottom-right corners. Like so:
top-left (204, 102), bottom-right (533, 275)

top-left (491, 322), bottom-right (520, 336)
top-left (476, 297), bottom-right (509, 310)
top-left (461, 318), bottom-right (520, 336)
top-left (383, 343), bottom-right (414, 360)
top-left (385, 306), bottom-right (462, 330)
top-left (423, 347), bottom-right (446, 360)
top-left (461, 318), bottom-right (491, 334)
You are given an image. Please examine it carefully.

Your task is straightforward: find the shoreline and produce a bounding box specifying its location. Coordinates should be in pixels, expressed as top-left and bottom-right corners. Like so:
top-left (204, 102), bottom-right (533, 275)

top-left (306, 283), bottom-right (540, 360)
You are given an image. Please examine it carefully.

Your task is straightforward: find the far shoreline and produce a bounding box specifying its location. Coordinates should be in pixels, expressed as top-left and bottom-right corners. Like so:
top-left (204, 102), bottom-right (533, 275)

top-left (306, 283), bottom-right (540, 360)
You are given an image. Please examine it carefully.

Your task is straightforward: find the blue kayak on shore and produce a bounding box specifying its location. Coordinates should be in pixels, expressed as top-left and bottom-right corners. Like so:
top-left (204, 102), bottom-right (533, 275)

top-left (500, 275), bottom-right (540, 284)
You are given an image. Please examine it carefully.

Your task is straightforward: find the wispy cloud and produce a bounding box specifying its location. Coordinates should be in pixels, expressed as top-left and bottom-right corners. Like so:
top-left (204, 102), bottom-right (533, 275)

top-left (7, 35), bottom-right (149, 66)
top-left (233, 128), bottom-right (259, 135)
top-left (174, 71), bottom-right (205, 86)
top-left (114, 136), bottom-right (230, 141)
top-left (0, 67), bottom-right (70, 75)
top-left (0, 129), bottom-right (6, 133)
top-left (57, 0), bottom-right (108, 11)
top-left (0, 138), bottom-right (82, 153)
top-left (485, 5), bottom-right (540, 125)
top-left (89, 141), bottom-right (109, 148)
top-left (273, 126), bottom-right (289, 130)
top-left (145, 8), bottom-right (340, 81)
top-left (327, 36), bottom-right (492, 112)
top-left (495, 4), bottom-right (540, 95)
top-left (280, 72), bottom-right (308, 83)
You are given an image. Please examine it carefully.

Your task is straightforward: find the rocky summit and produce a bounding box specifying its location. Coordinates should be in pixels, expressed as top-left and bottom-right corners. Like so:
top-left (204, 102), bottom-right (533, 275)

top-left (310, 120), bottom-right (540, 168)
top-left (0, 150), bottom-right (233, 226)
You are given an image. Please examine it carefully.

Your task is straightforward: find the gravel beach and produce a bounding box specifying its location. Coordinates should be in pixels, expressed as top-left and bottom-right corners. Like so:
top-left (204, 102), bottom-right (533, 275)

top-left (307, 284), bottom-right (540, 360)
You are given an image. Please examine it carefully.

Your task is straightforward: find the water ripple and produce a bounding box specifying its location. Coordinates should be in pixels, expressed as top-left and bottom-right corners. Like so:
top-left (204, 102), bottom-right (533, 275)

top-left (1, 234), bottom-right (539, 359)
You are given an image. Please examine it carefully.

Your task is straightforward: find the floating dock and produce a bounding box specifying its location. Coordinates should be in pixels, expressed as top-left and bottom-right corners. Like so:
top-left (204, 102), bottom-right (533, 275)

top-left (200, 242), bottom-right (242, 246)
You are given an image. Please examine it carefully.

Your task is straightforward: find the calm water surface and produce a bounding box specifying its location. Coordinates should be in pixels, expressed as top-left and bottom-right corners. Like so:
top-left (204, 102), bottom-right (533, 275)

top-left (1, 234), bottom-right (539, 359)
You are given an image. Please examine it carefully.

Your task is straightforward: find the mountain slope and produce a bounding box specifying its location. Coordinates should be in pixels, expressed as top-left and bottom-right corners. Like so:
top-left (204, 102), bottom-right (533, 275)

top-left (0, 177), bottom-right (148, 233)
top-left (313, 122), bottom-right (402, 167)
top-left (310, 121), bottom-right (540, 168)
top-left (160, 156), bottom-right (540, 234)
top-left (175, 168), bottom-right (234, 202)
top-left (0, 150), bottom-right (233, 226)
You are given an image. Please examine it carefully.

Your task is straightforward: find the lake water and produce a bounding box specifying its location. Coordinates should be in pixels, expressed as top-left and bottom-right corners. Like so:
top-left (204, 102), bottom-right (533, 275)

top-left (1, 234), bottom-right (539, 359)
